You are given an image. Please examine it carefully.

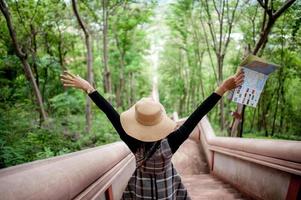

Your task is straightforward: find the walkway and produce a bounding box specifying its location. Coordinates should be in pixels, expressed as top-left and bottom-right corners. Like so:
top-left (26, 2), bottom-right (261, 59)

top-left (172, 138), bottom-right (247, 200)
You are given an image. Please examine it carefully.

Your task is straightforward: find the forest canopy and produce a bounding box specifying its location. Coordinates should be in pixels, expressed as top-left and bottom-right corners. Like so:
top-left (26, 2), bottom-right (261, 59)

top-left (0, 0), bottom-right (300, 168)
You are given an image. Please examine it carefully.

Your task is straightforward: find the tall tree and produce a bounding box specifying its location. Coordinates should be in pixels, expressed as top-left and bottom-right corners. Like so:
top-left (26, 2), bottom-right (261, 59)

top-left (110, 2), bottom-right (152, 108)
top-left (200, 0), bottom-right (240, 131)
top-left (101, 0), bottom-right (112, 97)
top-left (72, 0), bottom-right (94, 133)
top-left (0, 0), bottom-right (47, 122)
top-left (230, 0), bottom-right (297, 137)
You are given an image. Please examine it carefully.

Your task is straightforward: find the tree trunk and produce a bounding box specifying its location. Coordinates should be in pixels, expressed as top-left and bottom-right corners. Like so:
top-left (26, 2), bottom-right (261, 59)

top-left (271, 68), bottom-right (283, 136)
top-left (72, 0), bottom-right (93, 133)
top-left (30, 24), bottom-right (44, 124)
top-left (114, 33), bottom-right (126, 108)
top-left (250, 107), bottom-right (256, 132)
top-left (102, 0), bottom-right (112, 98)
top-left (118, 51), bottom-right (125, 108)
top-left (257, 99), bottom-right (261, 131)
top-left (0, 0), bottom-right (47, 122)
top-left (263, 89), bottom-right (274, 136)
top-left (130, 72), bottom-right (135, 105)
top-left (199, 16), bottom-right (218, 84)
top-left (197, 51), bottom-right (206, 99)
top-left (279, 75), bottom-right (285, 133)
top-left (190, 16), bottom-right (206, 99)
top-left (43, 33), bottom-right (52, 106)
top-left (217, 54), bottom-right (225, 130)
top-left (201, 0), bottom-right (239, 132)
top-left (184, 46), bottom-right (192, 114)
top-left (253, 19), bottom-right (275, 55)
top-left (57, 25), bottom-right (66, 71)
top-left (85, 35), bottom-right (93, 134)
top-left (30, 24), bottom-right (40, 88)
top-left (178, 49), bottom-right (185, 115)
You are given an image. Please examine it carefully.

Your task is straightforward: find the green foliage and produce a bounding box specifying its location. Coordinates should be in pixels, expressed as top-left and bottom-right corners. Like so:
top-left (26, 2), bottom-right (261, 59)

top-left (243, 133), bottom-right (301, 141)
top-left (0, 0), bottom-right (300, 170)
top-left (0, 101), bottom-right (122, 167)
top-left (49, 90), bottom-right (85, 115)
top-left (0, 100), bottom-right (75, 167)
top-left (238, 4), bottom-right (301, 137)
top-left (0, 0), bottom-right (154, 168)
top-left (160, 0), bottom-right (301, 139)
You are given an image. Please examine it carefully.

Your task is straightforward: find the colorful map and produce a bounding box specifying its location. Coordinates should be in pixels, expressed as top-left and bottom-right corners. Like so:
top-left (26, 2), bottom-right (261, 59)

top-left (231, 67), bottom-right (268, 107)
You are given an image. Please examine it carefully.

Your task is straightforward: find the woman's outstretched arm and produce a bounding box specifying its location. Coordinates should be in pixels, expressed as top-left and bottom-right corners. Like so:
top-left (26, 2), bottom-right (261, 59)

top-left (60, 71), bottom-right (141, 152)
top-left (167, 69), bottom-right (245, 154)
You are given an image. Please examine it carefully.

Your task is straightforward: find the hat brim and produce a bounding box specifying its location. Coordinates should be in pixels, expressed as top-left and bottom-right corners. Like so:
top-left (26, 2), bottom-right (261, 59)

top-left (120, 104), bottom-right (177, 142)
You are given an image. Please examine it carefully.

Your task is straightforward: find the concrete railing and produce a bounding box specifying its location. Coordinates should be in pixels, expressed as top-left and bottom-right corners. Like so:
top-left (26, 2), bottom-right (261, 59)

top-left (177, 116), bottom-right (301, 200)
top-left (0, 142), bottom-right (135, 200)
top-left (1, 114), bottom-right (300, 200)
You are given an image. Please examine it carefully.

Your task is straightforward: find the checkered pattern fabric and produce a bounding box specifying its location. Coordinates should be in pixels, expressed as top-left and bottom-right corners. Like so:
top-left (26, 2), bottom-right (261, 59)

top-left (121, 138), bottom-right (191, 200)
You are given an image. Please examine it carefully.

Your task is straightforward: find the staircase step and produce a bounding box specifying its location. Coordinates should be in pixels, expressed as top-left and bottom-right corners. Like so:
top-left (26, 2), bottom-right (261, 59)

top-left (182, 174), bottom-right (247, 200)
top-left (172, 139), bottom-right (247, 199)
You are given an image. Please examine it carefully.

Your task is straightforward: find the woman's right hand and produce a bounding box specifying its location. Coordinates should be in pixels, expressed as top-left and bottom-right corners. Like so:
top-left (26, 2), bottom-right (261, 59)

top-left (60, 71), bottom-right (95, 93)
top-left (215, 68), bottom-right (244, 96)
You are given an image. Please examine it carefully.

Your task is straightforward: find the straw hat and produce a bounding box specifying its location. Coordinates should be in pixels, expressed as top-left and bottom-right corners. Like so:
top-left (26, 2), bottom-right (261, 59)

top-left (120, 97), bottom-right (177, 142)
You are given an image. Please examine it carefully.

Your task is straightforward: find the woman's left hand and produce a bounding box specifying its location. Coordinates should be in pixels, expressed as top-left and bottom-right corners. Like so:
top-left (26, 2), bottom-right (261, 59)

top-left (215, 68), bottom-right (245, 96)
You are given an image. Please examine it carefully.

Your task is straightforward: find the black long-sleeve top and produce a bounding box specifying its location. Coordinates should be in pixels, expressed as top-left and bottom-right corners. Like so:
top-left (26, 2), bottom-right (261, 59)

top-left (88, 91), bottom-right (221, 154)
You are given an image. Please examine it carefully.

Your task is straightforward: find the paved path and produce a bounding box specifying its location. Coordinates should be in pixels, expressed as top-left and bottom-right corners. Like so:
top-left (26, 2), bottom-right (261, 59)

top-left (172, 138), bottom-right (247, 200)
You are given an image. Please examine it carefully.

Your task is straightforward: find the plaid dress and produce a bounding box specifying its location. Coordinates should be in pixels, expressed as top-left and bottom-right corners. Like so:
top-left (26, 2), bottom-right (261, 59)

top-left (121, 138), bottom-right (191, 200)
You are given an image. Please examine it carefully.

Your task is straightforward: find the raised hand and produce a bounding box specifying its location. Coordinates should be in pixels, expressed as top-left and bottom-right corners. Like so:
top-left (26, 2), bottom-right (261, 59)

top-left (215, 68), bottom-right (245, 96)
top-left (60, 70), bottom-right (94, 93)
top-left (222, 68), bottom-right (245, 91)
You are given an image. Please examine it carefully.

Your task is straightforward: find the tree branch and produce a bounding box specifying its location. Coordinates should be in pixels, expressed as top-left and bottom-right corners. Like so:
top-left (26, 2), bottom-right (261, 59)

top-left (201, 0), bottom-right (217, 51)
top-left (108, 0), bottom-right (124, 15)
top-left (29, 0), bottom-right (41, 25)
top-left (0, 0), bottom-right (47, 121)
top-left (218, 0), bottom-right (225, 55)
top-left (257, 0), bottom-right (266, 9)
top-left (72, 0), bottom-right (89, 37)
top-left (212, 0), bottom-right (220, 21)
top-left (222, 0), bottom-right (239, 55)
top-left (14, 1), bottom-right (29, 34)
top-left (0, 0), bottom-right (26, 58)
top-left (273, 0), bottom-right (296, 19)
top-left (199, 16), bottom-right (218, 84)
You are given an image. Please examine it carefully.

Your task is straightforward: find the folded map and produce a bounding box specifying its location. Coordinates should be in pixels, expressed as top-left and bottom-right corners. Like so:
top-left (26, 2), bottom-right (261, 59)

top-left (228, 55), bottom-right (278, 107)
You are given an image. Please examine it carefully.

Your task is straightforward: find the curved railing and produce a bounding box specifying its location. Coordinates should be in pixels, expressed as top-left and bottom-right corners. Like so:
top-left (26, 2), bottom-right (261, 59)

top-left (176, 116), bottom-right (301, 200)
top-left (0, 142), bottom-right (135, 200)
top-left (1, 114), bottom-right (300, 200)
